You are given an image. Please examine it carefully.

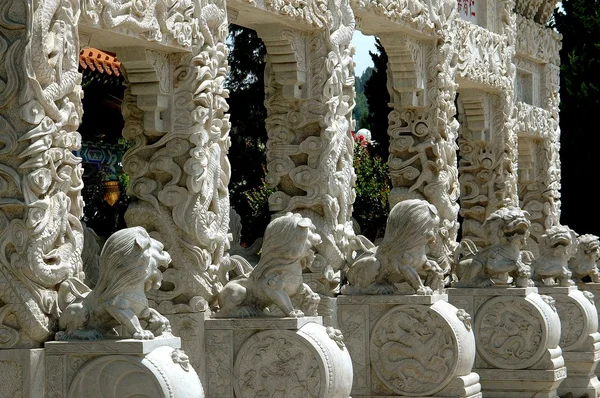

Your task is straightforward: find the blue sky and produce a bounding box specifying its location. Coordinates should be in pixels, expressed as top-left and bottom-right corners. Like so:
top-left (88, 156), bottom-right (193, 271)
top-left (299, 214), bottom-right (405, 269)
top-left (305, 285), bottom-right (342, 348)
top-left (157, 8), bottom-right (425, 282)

top-left (352, 31), bottom-right (377, 75)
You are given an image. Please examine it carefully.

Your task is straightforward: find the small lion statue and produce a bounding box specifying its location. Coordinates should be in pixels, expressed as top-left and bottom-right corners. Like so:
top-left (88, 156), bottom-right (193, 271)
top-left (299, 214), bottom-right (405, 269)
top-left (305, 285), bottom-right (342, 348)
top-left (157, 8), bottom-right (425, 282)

top-left (341, 199), bottom-right (445, 295)
top-left (215, 213), bottom-right (322, 318)
top-left (453, 206), bottom-right (533, 288)
top-left (569, 234), bottom-right (600, 283)
top-left (531, 225), bottom-right (577, 286)
top-left (56, 227), bottom-right (172, 340)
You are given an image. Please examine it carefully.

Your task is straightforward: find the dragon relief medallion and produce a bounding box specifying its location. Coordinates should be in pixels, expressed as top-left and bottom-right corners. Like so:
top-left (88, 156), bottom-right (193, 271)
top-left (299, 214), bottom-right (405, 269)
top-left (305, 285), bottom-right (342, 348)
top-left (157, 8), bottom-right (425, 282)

top-left (475, 297), bottom-right (545, 369)
top-left (553, 295), bottom-right (586, 350)
top-left (369, 305), bottom-right (458, 396)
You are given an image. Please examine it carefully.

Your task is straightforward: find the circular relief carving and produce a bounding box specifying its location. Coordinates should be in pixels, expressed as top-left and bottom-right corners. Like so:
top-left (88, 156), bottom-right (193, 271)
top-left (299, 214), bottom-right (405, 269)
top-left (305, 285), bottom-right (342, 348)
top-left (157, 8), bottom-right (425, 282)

top-left (554, 295), bottom-right (586, 350)
top-left (369, 305), bottom-right (458, 396)
top-left (233, 330), bottom-right (324, 398)
top-left (475, 296), bottom-right (546, 369)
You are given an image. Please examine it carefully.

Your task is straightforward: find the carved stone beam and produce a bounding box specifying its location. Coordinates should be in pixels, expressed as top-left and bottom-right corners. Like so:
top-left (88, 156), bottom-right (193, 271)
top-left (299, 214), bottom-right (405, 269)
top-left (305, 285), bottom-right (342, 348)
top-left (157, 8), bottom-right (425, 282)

top-left (116, 47), bottom-right (172, 135)
top-left (459, 91), bottom-right (488, 141)
top-left (379, 34), bottom-right (425, 109)
top-left (254, 25), bottom-right (308, 101)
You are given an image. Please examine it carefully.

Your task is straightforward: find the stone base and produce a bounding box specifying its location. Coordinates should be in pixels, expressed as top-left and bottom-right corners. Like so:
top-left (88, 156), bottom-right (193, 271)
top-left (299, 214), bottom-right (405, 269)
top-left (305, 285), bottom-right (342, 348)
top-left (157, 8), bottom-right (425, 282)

top-left (538, 286), bottom-right (600, 398)
top-left (0, 348), bottom-right (44, 398)
top-left (476, 367), bottom-right (567, 397)
top-left (337, 294), bottom-right (480, 397)
top-left (204, 315), bottom-right (352, 398)
top-left (447, 287), bottom-right (566, 398)
top-left (576, 282), bottom-right (600, 383)
top-left (44, 336), bottom-right (204, 398)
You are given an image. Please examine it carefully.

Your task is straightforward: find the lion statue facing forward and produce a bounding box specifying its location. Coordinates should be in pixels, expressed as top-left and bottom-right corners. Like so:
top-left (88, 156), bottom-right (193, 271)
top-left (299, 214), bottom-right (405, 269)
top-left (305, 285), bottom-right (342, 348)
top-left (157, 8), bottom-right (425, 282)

top-left (531, 225), bottom-right (577, 286)
top-left (569, 234), bottom-right (600, 283)
top-left (56, 227), bottom-right (172, 340)
top-left (453, 206), bottom-right (533, 288)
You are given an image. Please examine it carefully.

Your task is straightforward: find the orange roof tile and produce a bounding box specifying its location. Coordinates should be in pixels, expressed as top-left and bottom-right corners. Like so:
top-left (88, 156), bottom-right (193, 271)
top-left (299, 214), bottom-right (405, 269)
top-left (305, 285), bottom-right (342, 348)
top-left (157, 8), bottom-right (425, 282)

top-left (79, 48), bottom-right (121, 77)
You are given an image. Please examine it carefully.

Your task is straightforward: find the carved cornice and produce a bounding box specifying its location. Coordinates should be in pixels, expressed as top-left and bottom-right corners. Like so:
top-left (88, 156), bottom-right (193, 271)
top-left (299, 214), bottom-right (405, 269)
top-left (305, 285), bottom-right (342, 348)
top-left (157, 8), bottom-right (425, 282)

top-left (515, 102), bottom-right (558, 140)
top-left (514, 0), bottom-right (559, 25)
top-left (456, 19), bottom-right (513, 91)
top-left (79, 0), bottom-right (199, 50)
top-left (350, 0), bottom-right (434, 36)
top-left (516, 15), bottom-right (561, 65)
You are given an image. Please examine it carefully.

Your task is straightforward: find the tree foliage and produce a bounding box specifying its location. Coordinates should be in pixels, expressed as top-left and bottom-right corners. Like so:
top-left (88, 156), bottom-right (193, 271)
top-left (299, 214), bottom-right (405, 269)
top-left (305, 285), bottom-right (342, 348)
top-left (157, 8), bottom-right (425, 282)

top-left (554, 0), bottom-right (600, 235)
top-left (225, 25), bottom-right (271, 245)
top-left (363, 38), bottom-right (391, 161)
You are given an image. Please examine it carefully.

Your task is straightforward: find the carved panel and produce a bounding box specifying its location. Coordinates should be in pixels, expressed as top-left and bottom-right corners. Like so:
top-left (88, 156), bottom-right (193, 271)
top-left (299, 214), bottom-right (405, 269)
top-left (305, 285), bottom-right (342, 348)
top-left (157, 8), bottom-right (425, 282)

top-left (264, 0), bottom-right (357, 296)
top-left (475, 296), bottom-right (546, 369)
top-left (370, 305), bottom-right (458, 395)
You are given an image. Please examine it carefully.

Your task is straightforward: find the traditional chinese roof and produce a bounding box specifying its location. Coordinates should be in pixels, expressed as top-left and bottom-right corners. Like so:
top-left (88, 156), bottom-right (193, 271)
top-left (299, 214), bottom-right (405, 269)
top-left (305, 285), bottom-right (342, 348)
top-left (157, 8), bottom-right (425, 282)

top-left (79, 47), bottom-right (123, 85)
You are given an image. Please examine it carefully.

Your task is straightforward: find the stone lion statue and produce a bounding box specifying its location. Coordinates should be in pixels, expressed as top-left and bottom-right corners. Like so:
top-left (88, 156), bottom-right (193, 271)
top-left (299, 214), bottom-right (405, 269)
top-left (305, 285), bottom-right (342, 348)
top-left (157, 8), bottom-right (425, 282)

top-left (569, 234), bottom-right (600, 283)
top-left (56, 227), bottom-right (172, 340)
top-left (531, 225), bottom-right (577, 286)
top-left (453, 206), bottom-right (533, 288)
top-left (341, 199), bottom-right (445, 295)
top-left (215, 213), bottom-right (322, 318)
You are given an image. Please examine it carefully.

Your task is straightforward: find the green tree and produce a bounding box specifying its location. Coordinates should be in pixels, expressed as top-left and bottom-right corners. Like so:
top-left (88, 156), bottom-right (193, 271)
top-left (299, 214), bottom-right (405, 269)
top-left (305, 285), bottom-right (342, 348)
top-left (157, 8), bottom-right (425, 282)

top-left (226, 25), bottom-right (271, 245)
top-left (554, 0), bottom-right (600, 235)
top-left (363, 38), bottom-right (390, 161)
top-left (353, 67), bottom-right (374, 130)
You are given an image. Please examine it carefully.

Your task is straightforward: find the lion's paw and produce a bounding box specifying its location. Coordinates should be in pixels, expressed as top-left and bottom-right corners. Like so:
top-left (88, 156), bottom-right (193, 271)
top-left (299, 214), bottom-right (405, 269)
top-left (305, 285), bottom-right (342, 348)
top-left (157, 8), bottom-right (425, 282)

top-left (133, 330), bottom-right (155, 340)
top-left (288, 309), bottom-right (305, 318)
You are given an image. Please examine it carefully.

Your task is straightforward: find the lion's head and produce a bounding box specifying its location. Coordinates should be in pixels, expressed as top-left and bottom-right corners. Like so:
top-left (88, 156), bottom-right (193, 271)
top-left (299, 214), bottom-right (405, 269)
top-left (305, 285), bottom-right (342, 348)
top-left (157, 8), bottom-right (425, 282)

top-left (93, 227), bottom-right (171, 301)
top-left (569, 234), bottom-right (600, 279)
top-left (484, 206), bottom-right (531, 246)
top-left (539, 225), bottom-right (577, 257)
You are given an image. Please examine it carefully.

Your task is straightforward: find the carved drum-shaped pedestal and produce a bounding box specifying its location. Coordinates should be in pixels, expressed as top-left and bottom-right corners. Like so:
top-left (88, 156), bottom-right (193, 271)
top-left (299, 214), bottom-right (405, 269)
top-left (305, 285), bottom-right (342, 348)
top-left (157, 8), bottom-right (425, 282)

top-left (204, 316), bottom-right (352, 398)
top-left (45, 337), bottom-right (204, 398)
top-left (337, 294), bottom-right (481, 398)
top-left (448, 287), bottom-right (567, 398)
top-left (576, 282), bottom-right (600, 381)
top-left (538, 286), bottom-right (600, 398)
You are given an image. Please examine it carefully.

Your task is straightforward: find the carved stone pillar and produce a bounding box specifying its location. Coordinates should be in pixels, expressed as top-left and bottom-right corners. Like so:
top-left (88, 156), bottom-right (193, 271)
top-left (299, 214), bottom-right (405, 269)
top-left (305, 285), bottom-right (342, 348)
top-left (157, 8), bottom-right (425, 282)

top-left (0, 0), bottom-right (84, 349)
top-left (119, 1), bottom-right (231, 376)
top-left (457, 91), bottom-right (516, 246)
top-left (381, 2), bottom-right (461, 270)
top-left (259, 1), bottom-right (357, 306)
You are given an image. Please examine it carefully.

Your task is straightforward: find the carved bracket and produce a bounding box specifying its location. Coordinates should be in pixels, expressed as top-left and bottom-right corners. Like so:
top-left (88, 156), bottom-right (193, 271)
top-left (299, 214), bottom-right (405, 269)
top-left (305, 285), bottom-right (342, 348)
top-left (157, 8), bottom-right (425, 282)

top-left (379, 34), bottom-right (425, 109)
top-left (116, 47), bottom-right (172, 134)
top-left (255, 25), bottom-right (308, 100)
